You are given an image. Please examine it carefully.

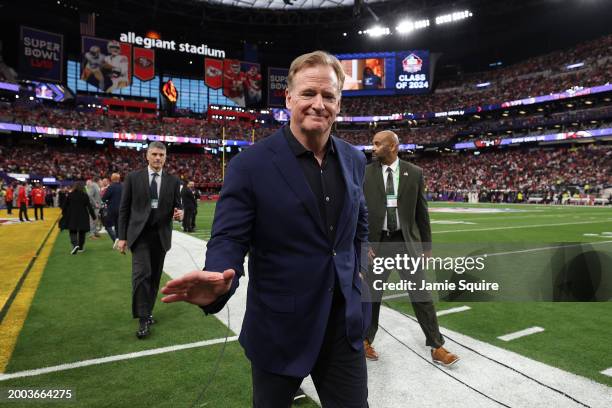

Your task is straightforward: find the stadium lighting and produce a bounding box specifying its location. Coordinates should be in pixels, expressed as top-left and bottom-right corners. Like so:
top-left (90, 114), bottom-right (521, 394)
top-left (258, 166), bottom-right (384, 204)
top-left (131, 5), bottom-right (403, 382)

top-left (396, 19), bottom-right (430, 34)
top-left (414, 19), bottom-right (430, 29)
top-left (396, 21), bottom-right (414, 33)
top-left (566, 62), bottom-right (584, 70)
top-left (365, 26), bottom-right (391, 37)
top-left (435, 10), bottom-right (473, 25)
top-left (476, 82), bottom-right (490, 88)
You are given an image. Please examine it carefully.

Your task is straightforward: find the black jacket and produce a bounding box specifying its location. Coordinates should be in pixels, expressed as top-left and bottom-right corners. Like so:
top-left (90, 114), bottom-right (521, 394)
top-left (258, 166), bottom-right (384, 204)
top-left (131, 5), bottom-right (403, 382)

top-left (61, 190), bottom-right (96, 231)
top-left (102, 182), bottom-right (123, 216)
top-left (118, 168), bottom-right (182, 251)
top-left (181, 186), bottom-right (197, 210)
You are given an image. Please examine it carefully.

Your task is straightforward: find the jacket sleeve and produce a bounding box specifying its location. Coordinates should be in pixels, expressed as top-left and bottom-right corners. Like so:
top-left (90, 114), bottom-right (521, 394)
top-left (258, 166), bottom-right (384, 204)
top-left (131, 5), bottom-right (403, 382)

top-left (415, 169), bottom-right (432, 251)
top-left (86, 193), bottom-right (97, 220)
top-left (355, 153), bottom-right (369, 274)
top-left (118, 173), bottom-right (132, 240)
top-left (173, 178), bottom-right (182, 210)
top-left (102, 185), bottom-right (111, 205)
top-left (201, 159), bottom-right (254, 314)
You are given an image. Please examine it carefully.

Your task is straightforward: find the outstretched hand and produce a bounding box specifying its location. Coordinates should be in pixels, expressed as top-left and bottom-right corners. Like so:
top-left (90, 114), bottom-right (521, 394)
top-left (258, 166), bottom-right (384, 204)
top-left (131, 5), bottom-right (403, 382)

top-left (161, 269), bottom-right (235, 306)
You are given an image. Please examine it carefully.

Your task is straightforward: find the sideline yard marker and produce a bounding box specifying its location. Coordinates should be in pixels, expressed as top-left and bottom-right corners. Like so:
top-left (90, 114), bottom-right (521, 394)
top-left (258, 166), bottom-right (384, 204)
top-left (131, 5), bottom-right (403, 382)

top-left (498, 326), bottom-right (545, 342)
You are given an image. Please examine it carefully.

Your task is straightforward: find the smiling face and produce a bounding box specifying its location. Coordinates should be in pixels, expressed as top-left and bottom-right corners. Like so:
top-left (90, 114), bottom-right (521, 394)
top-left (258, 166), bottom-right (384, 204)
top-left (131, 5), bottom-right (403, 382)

top-left (146, 147), bottom-right (166, 172)
top-left (285, 64), bottom-right (341, 139)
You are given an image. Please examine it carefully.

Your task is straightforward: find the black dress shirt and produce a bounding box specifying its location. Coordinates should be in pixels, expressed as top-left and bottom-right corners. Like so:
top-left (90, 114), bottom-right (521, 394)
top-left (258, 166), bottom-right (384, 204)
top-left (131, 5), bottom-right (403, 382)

top-left (283, 125), bottom-right (345, 244)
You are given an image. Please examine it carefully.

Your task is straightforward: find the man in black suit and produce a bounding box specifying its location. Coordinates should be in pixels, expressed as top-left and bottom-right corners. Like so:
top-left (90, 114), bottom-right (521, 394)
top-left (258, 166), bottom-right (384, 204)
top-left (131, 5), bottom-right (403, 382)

top-left (363, 130), bottom-right (459, 367)
top-left (180, 181), bottom-right (197, 233)
top-left (117, 142), bottom-right (183, 339)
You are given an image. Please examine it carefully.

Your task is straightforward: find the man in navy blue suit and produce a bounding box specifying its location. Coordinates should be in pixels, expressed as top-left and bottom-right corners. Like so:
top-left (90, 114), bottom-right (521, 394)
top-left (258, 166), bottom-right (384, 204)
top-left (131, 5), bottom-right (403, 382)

top-left (162, 50), bottom-right (370, 407)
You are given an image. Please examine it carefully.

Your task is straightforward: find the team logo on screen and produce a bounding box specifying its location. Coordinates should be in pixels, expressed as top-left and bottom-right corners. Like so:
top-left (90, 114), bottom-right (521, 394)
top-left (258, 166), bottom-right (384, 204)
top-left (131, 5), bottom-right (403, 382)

top-left (136, 56), bottom-right (153, 68)
top-left (206, 65), bottom-right (222, 78)
top-left (402, 54), bottom-right (423, 73)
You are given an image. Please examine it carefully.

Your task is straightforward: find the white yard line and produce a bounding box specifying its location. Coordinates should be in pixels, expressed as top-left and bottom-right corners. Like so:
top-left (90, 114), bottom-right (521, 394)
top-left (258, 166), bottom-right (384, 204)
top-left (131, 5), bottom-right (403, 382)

top-left (0, 336), bottom-right (238, 381)
top-left (436, 305), bottom-right (472, 317)
top-left (381, 293), bottom-right (410, 301)
top-left (433, 219), bottom-right (612, 234)
top-left (482, 240), bottom-right (612, 258)
top-left (600, 368), bottom-right (612, 377)
top-left (497, 327), bottom-right (545, 342)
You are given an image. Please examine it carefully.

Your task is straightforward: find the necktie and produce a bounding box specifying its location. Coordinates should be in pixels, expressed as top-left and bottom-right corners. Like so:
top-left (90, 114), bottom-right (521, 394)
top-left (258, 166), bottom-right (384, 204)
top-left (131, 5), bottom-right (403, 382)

top-left (386, 167), bottom-right (397, 232)
top-left (150, 173), bottom-right (159, 200)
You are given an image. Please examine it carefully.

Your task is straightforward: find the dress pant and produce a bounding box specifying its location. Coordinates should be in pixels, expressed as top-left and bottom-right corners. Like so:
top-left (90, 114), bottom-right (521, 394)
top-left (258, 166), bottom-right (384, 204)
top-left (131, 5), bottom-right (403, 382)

top-left (365, 230), bottom-right (444, 349)
top-left (182, 207), bottom-right (195, 231)
top-left (34, 205), bottom-right (44, 220)
top-left (69, 230), bottom-right (86, 249)
top-left (131, 226), bottom-right (165, 319)
top-left (252, 290), bottom-right (368, 408)
top-left (18, 203), bottom-right (30, 221)
top-left (89, 208), bottom-right (101, 236)
top-left (6, 200), bottom-right (13, 214)
top-left (104, 212), bottom-right (118, 242)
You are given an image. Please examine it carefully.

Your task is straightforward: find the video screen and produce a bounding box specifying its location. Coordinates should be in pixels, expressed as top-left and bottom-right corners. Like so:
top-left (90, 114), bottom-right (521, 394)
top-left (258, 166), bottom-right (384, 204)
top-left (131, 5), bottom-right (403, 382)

top-left (336, 50), bottom-right (432, 96)
top-left (341, 58), bottom-right (385, 90)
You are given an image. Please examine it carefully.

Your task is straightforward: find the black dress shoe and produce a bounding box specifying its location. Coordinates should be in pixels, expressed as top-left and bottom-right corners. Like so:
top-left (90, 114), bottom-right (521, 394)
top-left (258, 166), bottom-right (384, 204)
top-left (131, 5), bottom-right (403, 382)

top-left (147, 315), bottom-right (157, 325)
top-left (136, 318), bottom-right (150, 339)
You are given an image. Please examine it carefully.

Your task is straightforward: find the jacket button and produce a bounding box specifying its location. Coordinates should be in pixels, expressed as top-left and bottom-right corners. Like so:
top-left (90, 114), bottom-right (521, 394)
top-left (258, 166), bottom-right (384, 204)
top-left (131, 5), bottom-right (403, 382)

top-left (332, 250), bottom-right (337, 256)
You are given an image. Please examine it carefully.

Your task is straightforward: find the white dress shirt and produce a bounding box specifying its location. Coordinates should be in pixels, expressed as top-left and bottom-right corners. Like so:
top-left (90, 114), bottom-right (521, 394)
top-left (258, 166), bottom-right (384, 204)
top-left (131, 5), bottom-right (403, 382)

top-left (148, 166), bottom-right (162, 198)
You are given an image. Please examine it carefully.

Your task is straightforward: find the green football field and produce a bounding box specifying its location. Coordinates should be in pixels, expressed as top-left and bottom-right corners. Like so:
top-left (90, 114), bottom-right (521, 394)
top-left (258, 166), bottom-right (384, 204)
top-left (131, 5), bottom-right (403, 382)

top-left (1, 202), bottom-right (610, 407)
top-left (177, 201), bottom-right (612, 386)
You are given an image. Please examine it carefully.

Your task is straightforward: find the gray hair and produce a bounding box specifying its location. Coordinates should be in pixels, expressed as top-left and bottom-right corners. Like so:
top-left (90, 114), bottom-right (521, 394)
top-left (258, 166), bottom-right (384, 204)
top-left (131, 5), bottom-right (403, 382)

top-left (148, 141), bottom-right (166, 151)
top-left (287, 50), bottom-right (346, 93)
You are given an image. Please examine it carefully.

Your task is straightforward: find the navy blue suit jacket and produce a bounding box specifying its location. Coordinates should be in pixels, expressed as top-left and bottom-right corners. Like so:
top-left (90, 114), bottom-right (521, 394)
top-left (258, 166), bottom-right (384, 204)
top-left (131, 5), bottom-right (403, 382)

top-left (102, 182), bottom-right (123, 216)
top-left (202, 126), bottom-right (370, 377)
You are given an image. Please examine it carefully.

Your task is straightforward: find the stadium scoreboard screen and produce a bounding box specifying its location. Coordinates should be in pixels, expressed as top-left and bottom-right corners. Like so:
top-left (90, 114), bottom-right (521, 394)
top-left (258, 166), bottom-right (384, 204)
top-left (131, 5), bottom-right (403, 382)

top-left (336, 50), bottom-right (432, 97)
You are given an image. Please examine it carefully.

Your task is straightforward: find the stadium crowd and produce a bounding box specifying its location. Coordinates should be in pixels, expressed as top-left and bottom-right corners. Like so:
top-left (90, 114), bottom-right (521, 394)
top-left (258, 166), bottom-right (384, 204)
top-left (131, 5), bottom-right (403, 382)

top-left (0, 145), bottom-right (223, 190)
top-left (412, 145), bottom-right (612, 201)
top-left (1, 142), bottom-right (610, 202)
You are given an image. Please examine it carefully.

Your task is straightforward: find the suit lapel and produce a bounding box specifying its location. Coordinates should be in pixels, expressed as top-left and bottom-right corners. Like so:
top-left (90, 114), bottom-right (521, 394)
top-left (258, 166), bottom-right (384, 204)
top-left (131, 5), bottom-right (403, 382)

top-left (141, 169), bottom-right (151, 200)
top-left (374, 161), bottom-right (385, 196)
top-left (159, 172), bottom-right (172, 209)
top-left (334, 139), bottom-right (356, 245)
top-left (270, 133), bottom-right (326, 236)
top-left (398, 160), bottom-right (410, 200)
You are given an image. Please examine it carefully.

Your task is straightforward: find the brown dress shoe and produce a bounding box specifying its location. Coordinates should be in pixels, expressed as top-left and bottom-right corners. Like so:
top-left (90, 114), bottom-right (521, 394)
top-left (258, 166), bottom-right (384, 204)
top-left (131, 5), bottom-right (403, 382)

top-left (364, 339), bottom-right (379, 361)
top-left (431, 346), bottom-right (459, 367)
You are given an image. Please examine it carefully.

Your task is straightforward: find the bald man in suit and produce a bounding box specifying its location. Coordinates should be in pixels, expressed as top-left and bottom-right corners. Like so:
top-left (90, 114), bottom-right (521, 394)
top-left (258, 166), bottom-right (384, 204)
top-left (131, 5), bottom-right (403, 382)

top-left (363, 130), bottom-right (459, 367)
